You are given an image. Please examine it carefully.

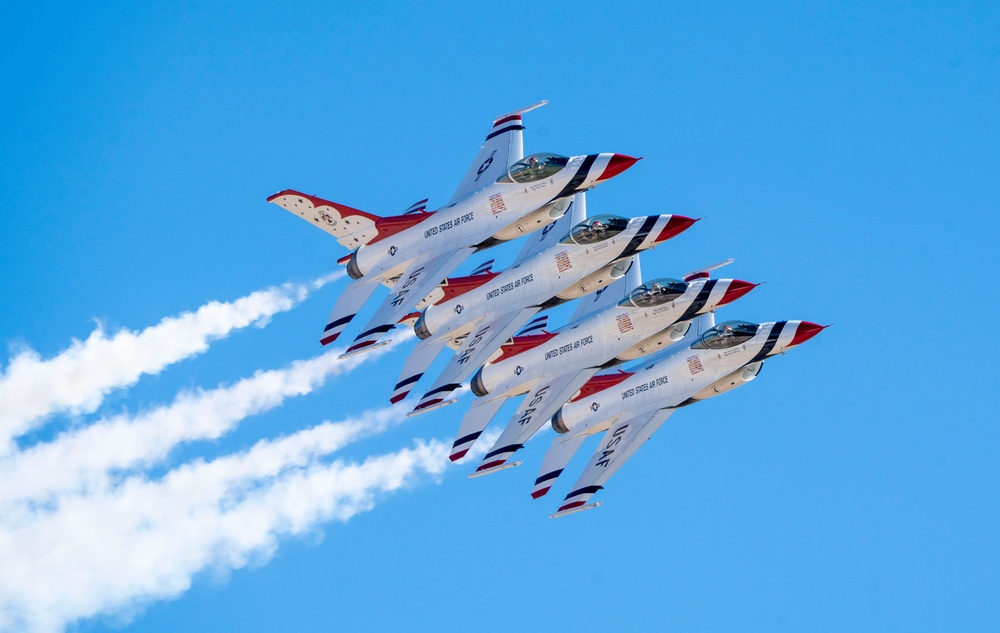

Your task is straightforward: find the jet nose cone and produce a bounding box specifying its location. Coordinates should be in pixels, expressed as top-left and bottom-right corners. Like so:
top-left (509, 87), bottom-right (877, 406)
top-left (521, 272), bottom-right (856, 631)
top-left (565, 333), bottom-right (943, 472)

top-left (595, 154), bottom-right (640, 182)
top-left (789, 321), bottom-right (827, 347)
top-left (654, 215), bottom-right (698, 243)
top-left (718, 280), bottom-right (758, 306)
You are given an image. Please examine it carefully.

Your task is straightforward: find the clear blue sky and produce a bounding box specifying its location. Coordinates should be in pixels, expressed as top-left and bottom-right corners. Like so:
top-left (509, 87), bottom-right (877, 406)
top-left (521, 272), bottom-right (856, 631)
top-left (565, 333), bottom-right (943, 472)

top-left (1, 2), bottom-right (998, 631)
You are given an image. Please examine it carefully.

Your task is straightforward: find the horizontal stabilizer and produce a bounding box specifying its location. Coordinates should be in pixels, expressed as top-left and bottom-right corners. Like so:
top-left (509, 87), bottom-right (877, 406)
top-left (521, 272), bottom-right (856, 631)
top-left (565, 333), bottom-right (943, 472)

top-left (391, 336), bottom-right (449, 404)
top-left (402, 198), bottom-right (429, 214)
top-left (344, 248), bottom-right (475, 356)
top-left (532, 433), bottom-right (589, 499)
top-left (320, 278), bottom-right (381, 346)
top-left (412, 307), bottom-right (538, 415)
top-left (471, 259), bottom-right (495, 275)
top-left (450, 396), bottom-right (508, 461)
top-left (516, 315), bottom-right (548, 336)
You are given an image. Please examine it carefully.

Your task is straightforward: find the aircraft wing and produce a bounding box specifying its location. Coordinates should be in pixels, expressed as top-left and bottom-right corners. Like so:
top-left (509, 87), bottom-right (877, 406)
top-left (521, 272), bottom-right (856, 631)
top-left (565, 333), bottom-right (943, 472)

top-left (342, 247), bottom-right (475, 357)
top-left (448, 101), bottom-right (547, 205)
top-left (552, 408), bottom-right (676, 517)
top-left (389, 335), bottom-right (451, 404)
top-left (268, 191), bottom-right (383, 249)
top-left (319, 277), bottom-right (382, 346)
top-left (409, 307), bottom-right (540, 414)
top-left (450, 395), bottom-right (509, 461)
top-left (531, 432), bottom-right (592, 499)
top-left (510, 193), bottom-right (585, 267)
top-left (473, 368), bottom-right (599, 476)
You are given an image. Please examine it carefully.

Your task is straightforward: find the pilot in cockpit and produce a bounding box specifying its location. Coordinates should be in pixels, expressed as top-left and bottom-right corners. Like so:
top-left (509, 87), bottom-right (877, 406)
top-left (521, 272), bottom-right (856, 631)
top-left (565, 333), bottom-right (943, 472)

top-left (581, 219), bottom-right (605, 241)
top-left (527, 156), bottom-right (542, 176)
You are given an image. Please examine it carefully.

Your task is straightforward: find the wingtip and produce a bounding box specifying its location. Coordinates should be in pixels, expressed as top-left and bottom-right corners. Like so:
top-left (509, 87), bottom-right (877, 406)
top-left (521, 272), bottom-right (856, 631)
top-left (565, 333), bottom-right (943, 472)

top-left (266, 189), bottom-right (295, 203)
top-left (320, 333), bottom-right (339, 346)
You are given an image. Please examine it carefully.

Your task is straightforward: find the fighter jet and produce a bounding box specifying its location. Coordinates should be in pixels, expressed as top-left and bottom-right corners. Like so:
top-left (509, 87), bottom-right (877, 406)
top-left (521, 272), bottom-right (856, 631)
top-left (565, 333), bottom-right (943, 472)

top-left (396, 193), bottom-right (697, 415)
top-left (267, 101), bottom-right (640, 355)
top-left (535, 312), bottom-right (827, 517)
top-left (459, 259), bottom-right (758, 475)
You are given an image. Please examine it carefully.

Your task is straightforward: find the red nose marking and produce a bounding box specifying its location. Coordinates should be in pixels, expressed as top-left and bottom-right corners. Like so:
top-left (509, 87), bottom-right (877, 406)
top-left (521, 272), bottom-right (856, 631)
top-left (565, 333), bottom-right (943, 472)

top-left (718, 280), bottom-right (759, 306)
top-left (789, 322), bottom-right (827, 346)
top-left (654, 216), bottom-right (698, 243)
top-left (595, 154), bottom-right (640, 182)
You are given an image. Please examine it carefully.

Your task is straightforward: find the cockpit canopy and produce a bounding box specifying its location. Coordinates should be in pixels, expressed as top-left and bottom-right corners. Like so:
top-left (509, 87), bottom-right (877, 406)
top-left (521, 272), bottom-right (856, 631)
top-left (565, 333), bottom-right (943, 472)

top-left (691, 320), bottom-right (760, 350)
top-left (498, 153), bottom-right (569, 184)
top-left (560, 214), bottom-right (630, 245)
top-left (618, 278), bottom-right (688, 308)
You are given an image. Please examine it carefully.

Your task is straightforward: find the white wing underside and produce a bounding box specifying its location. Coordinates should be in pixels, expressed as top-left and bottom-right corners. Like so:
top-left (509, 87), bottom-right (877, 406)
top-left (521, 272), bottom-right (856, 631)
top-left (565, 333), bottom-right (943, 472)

top-left (412, 307), bottom-right (541, 411)
top-left (555, 408), bottom-right (676, 514)
top-left (345, 248), bottom-right (475, 353)
top-left (475, 369), bottom-right (599, 475)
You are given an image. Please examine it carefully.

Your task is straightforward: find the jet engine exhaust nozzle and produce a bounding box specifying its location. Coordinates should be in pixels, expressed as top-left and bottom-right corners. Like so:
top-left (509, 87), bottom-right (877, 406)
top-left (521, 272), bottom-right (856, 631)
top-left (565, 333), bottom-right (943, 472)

top-left (414, 312), bottom-right (431, 340)
top-left (551, 410), bottom-right (569, 434)
top-left (346, 251), bottom-right (364, 280)
top-left (470, 367), bottom-right (489, 397)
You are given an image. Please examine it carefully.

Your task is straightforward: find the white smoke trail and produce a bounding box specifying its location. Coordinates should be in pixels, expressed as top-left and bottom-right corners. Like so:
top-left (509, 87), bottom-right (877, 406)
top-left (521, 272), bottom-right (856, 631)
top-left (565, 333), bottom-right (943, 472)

top-left (0, 272), bottom-right (344, 452)
top-left (0, 332), bottom-right (413, 511)
top-left (0, 419), bottom-right (450, 633)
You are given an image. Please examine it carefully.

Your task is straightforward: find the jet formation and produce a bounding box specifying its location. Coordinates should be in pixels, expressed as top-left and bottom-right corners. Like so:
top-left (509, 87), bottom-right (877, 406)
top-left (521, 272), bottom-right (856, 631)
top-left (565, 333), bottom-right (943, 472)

top-left (269, 102), bottom-right (826, 517)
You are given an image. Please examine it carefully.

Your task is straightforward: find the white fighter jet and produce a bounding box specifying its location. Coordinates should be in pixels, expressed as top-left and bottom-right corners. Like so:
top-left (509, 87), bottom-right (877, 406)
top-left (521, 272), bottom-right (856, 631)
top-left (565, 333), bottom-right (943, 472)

top-left (536, 312), bottom-right (827, 517)
top-left (395, 193), bottom-right (698, 415)
top-left (267, 101), bottom-right (640, 355)
top-left (458, 259), bottom-right (758, 475)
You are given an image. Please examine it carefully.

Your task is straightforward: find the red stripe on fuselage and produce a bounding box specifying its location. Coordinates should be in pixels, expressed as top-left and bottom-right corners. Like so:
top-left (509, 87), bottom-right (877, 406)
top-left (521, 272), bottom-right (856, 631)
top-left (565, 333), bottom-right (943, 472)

top-left (435, 271), bottom-right (500, 304)
top-left (367, 211), bottom-right (435, 244)
top-left (570, 370), bottom-right (634, 403)
top-left (493, 331), bottom-right (559, 364)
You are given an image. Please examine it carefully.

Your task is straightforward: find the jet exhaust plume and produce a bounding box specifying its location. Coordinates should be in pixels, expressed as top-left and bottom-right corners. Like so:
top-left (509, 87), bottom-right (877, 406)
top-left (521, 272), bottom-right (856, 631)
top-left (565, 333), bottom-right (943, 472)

top-left (0, 272), bottom-right (343, 454)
